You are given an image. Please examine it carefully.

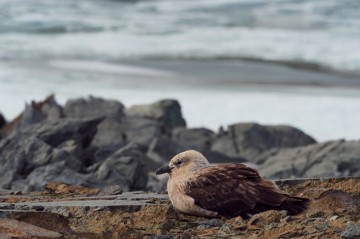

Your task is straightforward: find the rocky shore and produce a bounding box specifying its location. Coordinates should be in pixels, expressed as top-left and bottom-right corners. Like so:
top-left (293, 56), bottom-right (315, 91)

top-left (0, 95), bottom-right (359, 238)
top-left (0, 178), bottom-right (359, 238)
top-left (0, 95), bottom-right (360, 193)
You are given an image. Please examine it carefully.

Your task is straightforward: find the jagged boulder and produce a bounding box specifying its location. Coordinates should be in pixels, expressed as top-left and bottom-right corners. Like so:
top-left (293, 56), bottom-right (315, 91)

top-left (64, 96), bottom-right (124, 120)
top-left (0, 118), bottom-right (103, 191)
top-left (0, 95), bottom-right (63, 138)
top-left (259, 140), bottom-right (360, 179)
top-left (125, 99), bottom-right (186, 132)
top-left (211, 123), bottom-right (316, 162)
top-left (172, 127), bottom-right (216, 152)
top-left (96, 143), bottom-right (148, 191)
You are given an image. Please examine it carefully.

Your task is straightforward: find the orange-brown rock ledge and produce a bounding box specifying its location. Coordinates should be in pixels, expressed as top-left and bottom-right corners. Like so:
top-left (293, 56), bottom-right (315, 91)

top-left (0, 177), bottom-right (359, 239)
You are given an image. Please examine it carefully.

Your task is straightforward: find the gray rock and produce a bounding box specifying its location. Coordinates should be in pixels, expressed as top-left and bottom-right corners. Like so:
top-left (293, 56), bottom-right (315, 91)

top-left (172, 127), bottom-right (215, 152)
top-left (146, 172), bottom-right (168, 192)
top-left (64, 96), bottom-right (124, 120)
top-left (37, 94), bottom-right (63, 120)
top-left (91, 118), bottom-right (127, 147)
top-left (121, 117), bottom-right (162, 146)
top-left (0, 117), bottom-right (102, 191)
top-left (96, 143), bottom-right (148, 191)
top-left (341, 223), bottom-right (360, 239)
top-left (0, 152), bottom-right (25, 189)
top-left (202, 150), bottom-right (247, 164)
top-left (26, 161), bottom-right (95, 191)
top-left (125, 99), bottom-right (186, 131)
top-left (18, 103), bottom-right (46, 131)
top-left (33, 117), bottom-right (103, 148)
top-left (4, 95), bottom-right (63, 137)
top-left (211, 123), bottom-right (316, 162)
top-left (92, 117), bottom-right (161, 148)
top-left (259, 140), bottom-right (360, 179)
top-left (146, 136), bottom-right (182, 170)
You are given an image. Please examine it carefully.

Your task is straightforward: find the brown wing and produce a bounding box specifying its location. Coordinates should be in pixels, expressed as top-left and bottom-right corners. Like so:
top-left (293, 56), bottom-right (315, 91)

top-left (184, 163), bottom-right (304, 218)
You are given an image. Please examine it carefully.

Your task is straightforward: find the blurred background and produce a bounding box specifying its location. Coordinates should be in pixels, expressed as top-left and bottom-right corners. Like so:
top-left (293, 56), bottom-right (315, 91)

top-left (1, 0), bottom-right (360, 141)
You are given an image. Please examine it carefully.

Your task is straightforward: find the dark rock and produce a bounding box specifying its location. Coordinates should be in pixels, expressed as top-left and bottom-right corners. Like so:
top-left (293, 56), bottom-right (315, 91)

top-left (1, 95), bottom-right (63, 138)
top-left (39, 94), bottom-right (63, 120)
top-left (341, 223), bottom-right (360, 239)
top-left (0, 112), bottom-right (6, 129)
top-left (17, 103), bottom-right (46, 131)
top-left (64, 96), bottom-right (124, 120)
top-left (259, 140), bottom-right (360, 179)
top-left (91, 118), bottom-right (127, 147)
top-left (147, 172), bottom-right (168, 192)
top-left (63, 96), bottom-right (127, 149)
top-left (211, 123), bottom-right (316, 162)
top-left (211, 135), bottom-right (238, 158)
top-left (96, 143), bottom-right (148, 191)
top-left (125, 99), bottom-right (186, 131)
top-left (34, 117), bottom-right (103, 148)
top-left (92, 116), bottom-right (161, 148)
top-left (146, 136), bottom-right (182, 170)
top-left (172, 127), bottom-right (215, 152)
top-left (120, 117), bottom-right (162, 146)
top-left (0, 118), bottom-right (102, 191)
top-left (0, 151), bottom-right (25, 189)
top-left (202, 150), bottom-right (247, 164)
top-left (26, 161), bottom-right (96, 190)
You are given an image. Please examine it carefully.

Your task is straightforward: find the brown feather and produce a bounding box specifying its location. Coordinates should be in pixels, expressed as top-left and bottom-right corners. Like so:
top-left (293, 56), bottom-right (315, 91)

top-left (184, 163), bottom-right (308, 218)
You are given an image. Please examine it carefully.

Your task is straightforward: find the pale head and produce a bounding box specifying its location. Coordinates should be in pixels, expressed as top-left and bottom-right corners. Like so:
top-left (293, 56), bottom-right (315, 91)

top-left (156, 150), bottom-right (209, 177)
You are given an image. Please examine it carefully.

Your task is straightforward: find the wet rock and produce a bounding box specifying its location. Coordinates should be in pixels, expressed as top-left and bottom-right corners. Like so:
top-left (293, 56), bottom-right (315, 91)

top-left (212, 123), bottom-right (316, 162)
top-left (92, 116), bottom-right (161, 148)
top-left (0, 95), bottom-right (63, 138)
top-left (0, 152), bottom-right (25, 189)
top-left (172, 127), bottom-right (215, 151)
top-left (96, 143), bottom-right (148, 191)
top-left (120, 117), bottom-right (162, 146)
top-left (259, 140), bottom-right (360, 179)
top-left (26, 161), bottom-right (96, 191)
top-left (34, 117), bottom-right (103, 148)
top-left (341, 223), bottom-right (360, 239)
top-left (146, 136), bottom-right (182, 170)
top-left (125, 99), bottom-right (186, 131)
top-left (90, 118), bottom-right (125, 148)
top-left (64, 96), bottom-right (124, 120)
top-left (146, 172), bottom-right (168, 192)
top-left (0, 117), bottom-right (102, 191)
top-left (202, 150), bottom-right (247, 164)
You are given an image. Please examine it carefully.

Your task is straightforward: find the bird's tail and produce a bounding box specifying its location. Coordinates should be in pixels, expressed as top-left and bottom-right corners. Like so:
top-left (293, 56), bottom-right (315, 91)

top-left (281, 196), bottom-right (309, 215)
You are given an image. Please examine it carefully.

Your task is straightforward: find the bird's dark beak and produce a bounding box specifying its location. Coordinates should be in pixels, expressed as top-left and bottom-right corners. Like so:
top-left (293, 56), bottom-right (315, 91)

top-left (156, 165), bottom-right (173, 175)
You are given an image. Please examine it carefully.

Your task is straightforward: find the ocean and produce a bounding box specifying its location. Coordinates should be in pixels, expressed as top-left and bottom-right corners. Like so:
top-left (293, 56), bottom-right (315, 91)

top-left (1, 0), bottom-right (360, 141)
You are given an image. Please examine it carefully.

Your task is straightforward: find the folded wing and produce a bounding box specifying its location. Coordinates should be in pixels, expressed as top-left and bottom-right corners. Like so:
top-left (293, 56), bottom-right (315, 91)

top-left (184, 163), bottom-right (308, 218)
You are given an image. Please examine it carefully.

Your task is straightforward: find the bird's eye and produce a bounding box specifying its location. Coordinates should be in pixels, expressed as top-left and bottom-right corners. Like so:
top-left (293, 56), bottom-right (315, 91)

top-left (175, 159), bottom-right (184, 166)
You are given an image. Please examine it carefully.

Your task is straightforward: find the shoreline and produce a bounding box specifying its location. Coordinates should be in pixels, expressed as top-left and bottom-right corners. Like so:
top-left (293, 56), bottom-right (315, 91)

top-left (1, 58), bottom-right (360, 141)
top-left (112, 58), bottom-right (360, 89)
top-left (2, 57), bottom-right (360, 90)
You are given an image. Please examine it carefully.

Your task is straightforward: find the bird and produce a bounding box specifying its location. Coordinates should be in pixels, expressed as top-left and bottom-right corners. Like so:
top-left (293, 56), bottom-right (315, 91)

top-left (156, 150), bottom-right (309, 219)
